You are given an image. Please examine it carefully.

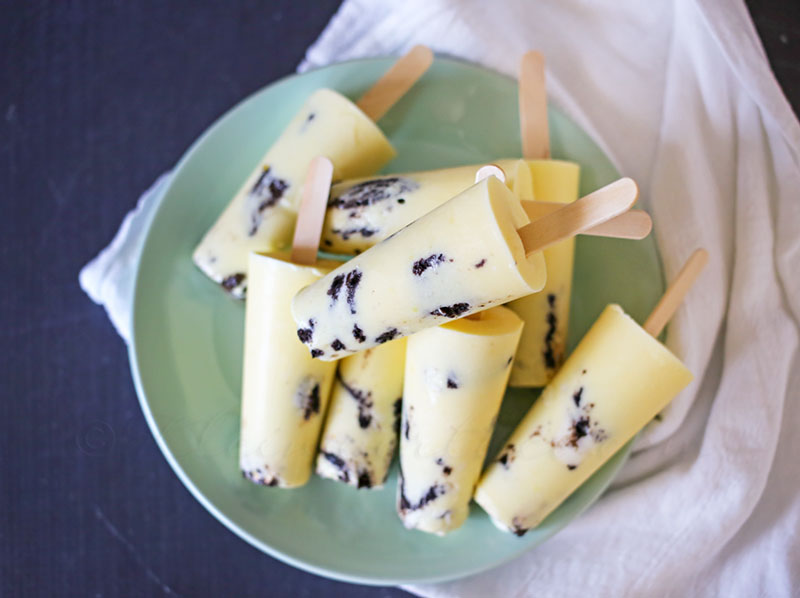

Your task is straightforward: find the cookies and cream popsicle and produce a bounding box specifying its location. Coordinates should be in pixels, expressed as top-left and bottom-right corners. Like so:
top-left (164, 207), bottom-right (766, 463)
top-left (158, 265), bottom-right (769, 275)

top-left (193, 46), bottom-right (433, 298)
top-left (239, 251), bottom-right (340, 487)
top-left (194, 89), bottom-right (395, 298)
top-left (397, 306), bottom-right (523, 535)
top-left (316, 338), bottom-right (407, 489)
top-left (292, 175), bottom-right (638, 360)
top-left (475, 250), bottom-right (707, 535)
top-left (292, 174), bottom-right (546, 360)
top-left (321, 159), bottom-right (537, 254)
top-left (323, 160), bottom-right (643, 258)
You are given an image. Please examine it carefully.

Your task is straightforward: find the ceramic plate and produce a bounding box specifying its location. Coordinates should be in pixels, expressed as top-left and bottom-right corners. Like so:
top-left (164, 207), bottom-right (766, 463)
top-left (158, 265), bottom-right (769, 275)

top-left (130, 57), bottom-right (663, 585)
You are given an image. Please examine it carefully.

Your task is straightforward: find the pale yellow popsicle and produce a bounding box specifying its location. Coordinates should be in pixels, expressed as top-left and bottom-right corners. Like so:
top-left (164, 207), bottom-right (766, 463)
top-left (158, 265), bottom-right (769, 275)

top-left (474, 304), bottom-right (693, 535)
top-left (316, 338), bottom-right (407, 489)
top-left (291, 175), bottom-right (546, 360)
top-left (193, 88), bottom-right (396, 298)
top-left (398, 306), bottom-right (523, 535)
top-left (321, 159), bottom-right (532, 254)
top-left (239, 251), bottom-right (340, 488)
top-left (507, 160), bottom-right (580, 387)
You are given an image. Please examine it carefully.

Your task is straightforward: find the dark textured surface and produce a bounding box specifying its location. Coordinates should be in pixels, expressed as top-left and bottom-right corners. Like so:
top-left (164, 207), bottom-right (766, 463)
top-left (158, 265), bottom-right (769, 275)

top-left (0, 1), bottom-right (407, 597)
top-left (746, 0), bottom-right (800, 116)
top-left (0, 2), bottom-right (797, 597)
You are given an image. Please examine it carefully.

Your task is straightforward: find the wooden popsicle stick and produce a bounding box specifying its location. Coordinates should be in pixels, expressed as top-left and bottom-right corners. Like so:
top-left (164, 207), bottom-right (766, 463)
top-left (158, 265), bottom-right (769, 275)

top-left (643, 249), bottom-right (709, 337)
top-left (587, 209), bottom-right (652, 239)
top-left (519, 51), bottom-right (550, 160)
top-left (356, 45), bottom-right (434, 122)
top-left (517, 177), bottom-right (639, 255)
top-left (521, 201), bottom-right (653, 240)
top-left (290, 157), bottom-right (334, 265)
top-left (475, 164), bottom-right (506, 184)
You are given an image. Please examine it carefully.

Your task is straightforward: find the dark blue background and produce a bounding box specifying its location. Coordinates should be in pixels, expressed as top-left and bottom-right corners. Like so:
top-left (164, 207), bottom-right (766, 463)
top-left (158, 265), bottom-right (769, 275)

top-left (1, 1), bottom-right (797, 596)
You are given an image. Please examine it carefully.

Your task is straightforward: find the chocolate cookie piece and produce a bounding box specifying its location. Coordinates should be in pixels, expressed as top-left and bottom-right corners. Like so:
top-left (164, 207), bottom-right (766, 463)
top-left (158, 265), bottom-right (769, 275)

top-left (299, 382), bottom-right (321, 420)
top-left (357, 470), bottom-right (372, 489)
top-left (330, 226), bottom-right (379, 241)
top-left (497, 443), bottom-right (516, 468)
top-left (327, 274), bottom-right (345, 303)
top-left (321, 451), bottom-right (350, 483)
top-left (435, 458), bottom-right (453, 476)
top-left (242, 468), bottom-right (280, 487)
top-left (329, 177), bottom-right (418, 210)
top-left (345, 269), bottom-right (362, 314)
top-left (221, 272), bottom-right (246, 295)
top-left (246, 167), bottom-right (289, 236)
top-left (398, 472), bottom-right (446, 513)
top-left (403, 405), bottom-right (413, 440)
top-left (412, 253), bottom-right (447, 276)
top-left (511, 517), bottom-right (529, 537)
top-left (296, 319), bottom-right (316, 344)
top-left (393, 398), bottom-right (402, 434)
top-left (375, 328), bottom-right (399, 344)
top-left (543, 293), bottom-right (559, 370)
top-left (430, 302), bottom-right (470, 318)
top-left (336, 370), bottom-right (374, 429)
top-left (549, 390), bottom-right (608, 469)
top-left (352, 324), bottom-right (366, 343)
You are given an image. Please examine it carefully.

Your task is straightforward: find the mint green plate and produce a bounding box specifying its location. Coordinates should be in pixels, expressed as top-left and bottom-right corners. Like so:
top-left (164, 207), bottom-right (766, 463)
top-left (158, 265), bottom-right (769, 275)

top-left (130, 57), bottom-right (663, 585)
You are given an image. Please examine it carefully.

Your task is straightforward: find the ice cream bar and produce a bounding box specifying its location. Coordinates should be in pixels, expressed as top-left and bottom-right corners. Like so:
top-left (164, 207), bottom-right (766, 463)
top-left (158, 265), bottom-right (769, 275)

top-left (507, 160), bottom-right (580, 387)
top-left (239, 251), bottom-right (340, 488)
top-left (398, 306), bottom-right (523, 535)
top-left (193, 88), bottom-right (397, 298)
top-left (291, 175), bottom-right (547, 360)
top-left (321, 159), bottom-right (538, 254)
top-left (474, 304), bottom-right (693, 534)
top-left (316, 338), bottom-right (406, 489)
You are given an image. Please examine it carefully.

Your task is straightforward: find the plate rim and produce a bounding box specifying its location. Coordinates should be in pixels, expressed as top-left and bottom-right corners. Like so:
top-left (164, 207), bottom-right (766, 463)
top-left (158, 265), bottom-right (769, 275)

top-left (128, 55), bottom-right (634, 586)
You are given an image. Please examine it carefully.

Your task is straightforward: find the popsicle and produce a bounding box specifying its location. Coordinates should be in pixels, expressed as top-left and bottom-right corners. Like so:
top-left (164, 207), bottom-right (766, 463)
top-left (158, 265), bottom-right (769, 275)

top-left (291, 173), bottom-right (639, 360)
top-left (322, 160), bottom-right (516, 254)
top-left (397, 306), bottom-right (523, 535)
top-left (321, 159), bottom-right (648, 255)
top-left (474, 250), bottom-right (708, 534)
top-left (193, 46), bottom-right (433, 298)
top-left (316, 338), bottom-right (406, 489)
top-left (507, 51), bottom-right (579, 388)
top-left (239, 157), bottom-right (339, 488)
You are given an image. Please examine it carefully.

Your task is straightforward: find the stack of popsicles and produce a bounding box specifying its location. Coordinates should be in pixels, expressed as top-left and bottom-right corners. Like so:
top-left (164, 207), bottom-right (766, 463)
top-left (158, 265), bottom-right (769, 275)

top-left (198, 47), bottom-right (706, 538)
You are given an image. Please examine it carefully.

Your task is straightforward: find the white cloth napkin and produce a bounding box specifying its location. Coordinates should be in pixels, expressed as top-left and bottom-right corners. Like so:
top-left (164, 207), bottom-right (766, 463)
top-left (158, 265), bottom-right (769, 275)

top-left (81, 0), bottom-right (800, 595)
top-left (80, 173), bottom-right (171, 341)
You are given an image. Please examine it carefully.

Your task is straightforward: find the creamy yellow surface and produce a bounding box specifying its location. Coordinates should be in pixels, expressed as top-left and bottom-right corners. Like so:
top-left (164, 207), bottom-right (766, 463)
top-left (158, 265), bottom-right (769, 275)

top-left (239, 252), bottom-right (340, 488)
top-left (397, 306), bottom-right (523, 535)
top-left (474, 304), bottom-right (693, 535)
top-left (193, 89), bottom-right (396, 298)
top-left (321, 159), bottom-right (526, 254)
top-left (291, 176), bottom-right (546, 360)
top-left (316, 338), bottom-right (407, 489)
top-left (507, 160), bottom-right (580, 387)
